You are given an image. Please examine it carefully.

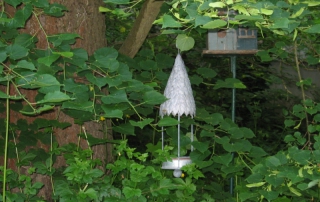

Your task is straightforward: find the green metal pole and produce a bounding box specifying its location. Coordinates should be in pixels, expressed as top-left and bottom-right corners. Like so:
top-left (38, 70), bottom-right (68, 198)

top-left (230, 56), bottom-right (236, 195)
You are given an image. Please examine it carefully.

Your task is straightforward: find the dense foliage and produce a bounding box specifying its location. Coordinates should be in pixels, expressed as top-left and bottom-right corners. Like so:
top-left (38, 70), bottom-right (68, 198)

top-left (1, 0), bottom-right (320, 201)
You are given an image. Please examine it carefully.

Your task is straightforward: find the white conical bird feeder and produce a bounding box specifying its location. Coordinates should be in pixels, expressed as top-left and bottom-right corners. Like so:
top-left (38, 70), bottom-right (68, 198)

top-left (160, 53), bottom-right (196, 177)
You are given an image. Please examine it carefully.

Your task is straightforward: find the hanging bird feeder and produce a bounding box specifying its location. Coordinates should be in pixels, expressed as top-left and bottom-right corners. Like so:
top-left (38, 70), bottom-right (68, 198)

top-left (159, 53), bottom-right (196, 178)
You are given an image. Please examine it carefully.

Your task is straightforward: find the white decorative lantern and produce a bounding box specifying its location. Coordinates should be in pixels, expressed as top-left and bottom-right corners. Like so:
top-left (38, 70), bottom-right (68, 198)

top-left (160, 53), bottom-right (196, 177)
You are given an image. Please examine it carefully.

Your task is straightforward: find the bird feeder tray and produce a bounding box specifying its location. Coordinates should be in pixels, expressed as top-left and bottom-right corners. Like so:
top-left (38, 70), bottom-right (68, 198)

top-left (161, 157), bottom-right (192, 170)
top-left (203, 28), bottom-right (258, 56)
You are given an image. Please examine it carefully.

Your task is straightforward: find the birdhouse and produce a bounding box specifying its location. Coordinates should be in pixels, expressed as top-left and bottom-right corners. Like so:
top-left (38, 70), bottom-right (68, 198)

top-left (203, 27), bottom-right (258, 55)
top-left (159, 53), bottom-right (195, 178)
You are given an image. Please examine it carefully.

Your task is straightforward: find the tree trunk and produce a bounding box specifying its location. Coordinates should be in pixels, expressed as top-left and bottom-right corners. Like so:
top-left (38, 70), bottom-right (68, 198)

top-left (118, 0), bottom-right (164, 58)
top-left (2, 0), bottom-right (112, 200)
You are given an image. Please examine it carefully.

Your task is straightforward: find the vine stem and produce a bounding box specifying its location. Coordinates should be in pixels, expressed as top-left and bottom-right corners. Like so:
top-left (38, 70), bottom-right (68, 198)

top-left (293, 40), bottom-right (310, 143)
top-left (2, 80), bottom-right (10, 201)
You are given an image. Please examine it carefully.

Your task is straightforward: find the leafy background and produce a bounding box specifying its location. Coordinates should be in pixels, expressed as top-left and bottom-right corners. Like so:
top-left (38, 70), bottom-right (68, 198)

top-left (1, 0), bottom-right (320, 201)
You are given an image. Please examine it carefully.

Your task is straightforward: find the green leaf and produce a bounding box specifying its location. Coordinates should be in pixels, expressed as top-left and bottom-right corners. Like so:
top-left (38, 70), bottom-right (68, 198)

top-left (129, 118), bottom-right (154, 129)
top-left (248, 146), bottom-right (268, 158)
top-left (0, 51), bottom-right (7, 63)
top-left (235, 15), bottom-right (264, 21)
top-left (6, 44), bottom-right (28, 60)
top-left (101, 105), bottom-right (124, 119)
top-left (202, 19), bottom-right (227, 29)
top-left (101, 89), bottom-right (128, 104)
top-left (305, 24), bottom-right (320, 33)
top-left (48, 33), bottom-right (79, 47)
top-left (62, 101), bottom-right (93, 112)
top-left (4, 0), bottom-right (22, 7)
top-left (43, 3), bottom-right (67, 17)
top-left (259, 190), bottom-right (279, 201)
top-left (239, 192), bottom-right (259, 202)
top-left (265, 175), bottom-right (284, 187)
top-left (195, 16), bottom-right (212, 27)
top-left (37, 54), bottom-right (60, 66)
top-left (158, 117), bottom-right (179, 127)
top-left (31, 74), bottom-right (61, 94)
top-left (11, 4), bottom-right (32, 27)
top-left (85, 74), bottom-right (108, 89)
top-left (222, 139), bottom-right (252, 152)
top-left (16, 60), bottom-right (36, 70)
top-left (191, 141), bottom-right (209, 153)
top-left (123, 187), bottom-right (141, 199)
top-left (14, 33), bottom-right (37, 48)
top-left (99, 6), bottom-right (111, 12)
top-left (265, 156), bottom-right (281, 168)
top-left (53, 51), bottom-right (73, 58)
top-left (176, 34), bottom-right (195, 52)
top-left (162, 14), bottom-right (182, 28)
top-left (270, 18), bottom-right (289, 29)
top-left (196, 68), bottom-right (217, 79)
top-left (103, 0), bottom-right (130, 4)
top-left (84, 188), bottom-right (98, 200)
top-left (113, 123), bottom-right (134, 135)
top-left (32, 0), bottom-right (49, 8)
top-left (143, 91), bottom-right (167, 105)
top-left (209, 2), bottom-right (226, 8)
top-left (200, 130), bottom-right (214, 137)
top-left (37, 91), bottom-right (71, 104)
top-left (214, 78), bottom-right (246, 89)
top-left (212, 153), bottom-right (233, 166)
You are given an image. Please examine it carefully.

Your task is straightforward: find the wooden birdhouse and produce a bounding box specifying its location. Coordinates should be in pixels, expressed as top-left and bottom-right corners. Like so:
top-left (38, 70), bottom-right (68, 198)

top-left (203, 27), bottom-right (258, 55)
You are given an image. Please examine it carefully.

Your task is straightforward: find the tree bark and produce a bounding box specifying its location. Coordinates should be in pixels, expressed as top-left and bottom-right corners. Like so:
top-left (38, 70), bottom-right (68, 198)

top-left (2, 0), bottom-right (112, 200)
top-left (118, 0), bottom-right (164, 58)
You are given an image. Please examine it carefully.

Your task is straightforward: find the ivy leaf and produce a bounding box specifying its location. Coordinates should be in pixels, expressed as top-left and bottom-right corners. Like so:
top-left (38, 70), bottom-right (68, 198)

top-left (16, 60), bottom-right (36, 71)
top-left (158, 117), bottom-right (179, 127)
top-left (191, 141), bottom-right (209, 153)
top-left (37, 91), bottom-right (72, 104)
top-left (195, 16), bottom-right (212, 27)
top-left (4, 0), bottom-right (22, 8)
top-left (256, 50), bottom-right (272, 62)
top-left (62, 101), bottom-right (93, 112)
top-left (129, 118), bottom-right (154, 129)
top-left (176, 34), bottom-right (195, 52)
top-left (305, 24), bottom-right (320, 33)
top-left (113, 123), bottom-right (135, 135)
top-left (11, 4), bottom-right (32, 27)
top-left (143, 91), bottom-right (167, 105)
top-left (259, 190), bottom-right (279, 201)
top-left (196, 68), bottom-right (217, 79)
top-left (84, 188), bottom-right (98, 200)
top-left (123, 187), bottom-right (141, 199)
top-left (212, 153), bottom-right (233, 166)
top-left (103, 0), bottom-right (130, 4)
top-left (270, 18), bottom-right (289, 29)
top-left (101, 89), bottom-right (128, 104)
top-left (214, 78), bottom-right (246, 89)
top-left (101, 105), bottom-right (123, 119)
top-left (265, 156), bottom-right (281, 168)
top-left (37, 54), bottom-right (60, 67)
top-left (209, 2), bottom-right (226, 8)
top-left (201, 19), bottom-right (227, 29)
top-left (30, 74), bottom-right (61, 94)
top-left (6, 44), bottom-right (28, 60)
top-left (0, 51), bottom-right (7, 63)
top-left (43, 3), bottom-right (67, 17)
top-left (162, 14), bottom-right (182, 28)
top-left (53, 51), bottom-right (73, 58)
top-left (32, 0), bottom-right (49, 8)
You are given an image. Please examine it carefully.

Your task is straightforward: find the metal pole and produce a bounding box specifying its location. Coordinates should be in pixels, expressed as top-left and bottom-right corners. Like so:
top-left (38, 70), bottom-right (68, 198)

top-left (178, 115), bottom-right (180, 158)
top-left (231, 56), bottom-right (236, 122)
top-left (230, 56), bottom-right (236, 195)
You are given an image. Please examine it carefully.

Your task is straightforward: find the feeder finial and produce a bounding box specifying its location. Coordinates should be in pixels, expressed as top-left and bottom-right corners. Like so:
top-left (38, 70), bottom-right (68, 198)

top-left (160, 53), bottom-right (196, 118)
